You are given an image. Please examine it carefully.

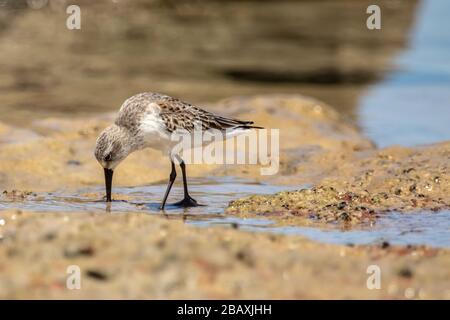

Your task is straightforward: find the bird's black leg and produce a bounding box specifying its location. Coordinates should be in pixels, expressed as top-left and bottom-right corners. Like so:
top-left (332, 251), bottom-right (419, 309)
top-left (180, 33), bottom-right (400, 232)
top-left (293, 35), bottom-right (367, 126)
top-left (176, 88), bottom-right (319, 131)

top-left (160, 160), bottom-right (176, 210)
top-left (173, 156), bottom-right (200, 207)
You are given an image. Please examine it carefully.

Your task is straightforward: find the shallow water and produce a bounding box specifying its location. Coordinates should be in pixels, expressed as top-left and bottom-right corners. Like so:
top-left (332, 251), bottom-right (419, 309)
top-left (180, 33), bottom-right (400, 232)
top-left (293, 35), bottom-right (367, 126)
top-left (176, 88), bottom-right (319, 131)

top-left (1, 177), bottom-right (449, 248)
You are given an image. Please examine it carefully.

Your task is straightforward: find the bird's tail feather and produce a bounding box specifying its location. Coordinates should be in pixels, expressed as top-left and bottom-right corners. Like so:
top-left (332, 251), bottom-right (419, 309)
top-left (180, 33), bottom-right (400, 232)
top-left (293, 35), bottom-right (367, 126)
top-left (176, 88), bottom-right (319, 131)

top-left (215, 116), bottom-right (264, 130)
top-left (235, 124), bottom-right (264, 130)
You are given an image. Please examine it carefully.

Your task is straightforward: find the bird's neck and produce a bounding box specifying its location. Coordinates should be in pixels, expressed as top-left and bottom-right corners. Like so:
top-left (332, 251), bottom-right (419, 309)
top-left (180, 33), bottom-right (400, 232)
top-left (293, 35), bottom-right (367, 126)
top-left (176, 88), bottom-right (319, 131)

top-left (115, 125), bottom-right (145, 154)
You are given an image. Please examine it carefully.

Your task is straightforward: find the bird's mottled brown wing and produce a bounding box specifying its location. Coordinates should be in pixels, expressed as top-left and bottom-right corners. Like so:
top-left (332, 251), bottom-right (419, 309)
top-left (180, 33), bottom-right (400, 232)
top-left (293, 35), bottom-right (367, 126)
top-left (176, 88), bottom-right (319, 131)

top-left (157, 96), bottom-right (258, 133)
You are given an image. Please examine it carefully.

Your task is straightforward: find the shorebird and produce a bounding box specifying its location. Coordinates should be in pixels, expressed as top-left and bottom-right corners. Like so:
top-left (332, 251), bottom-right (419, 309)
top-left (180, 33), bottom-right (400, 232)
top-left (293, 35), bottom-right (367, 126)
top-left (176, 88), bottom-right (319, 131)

top-left (94, 92), bottom-right (262, 210)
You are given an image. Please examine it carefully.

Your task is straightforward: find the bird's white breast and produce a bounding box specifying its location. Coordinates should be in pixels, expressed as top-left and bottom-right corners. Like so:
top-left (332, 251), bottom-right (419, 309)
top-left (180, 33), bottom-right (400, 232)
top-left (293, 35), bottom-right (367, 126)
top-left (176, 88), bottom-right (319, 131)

top-left (139, 103), bottom-right (173, 152)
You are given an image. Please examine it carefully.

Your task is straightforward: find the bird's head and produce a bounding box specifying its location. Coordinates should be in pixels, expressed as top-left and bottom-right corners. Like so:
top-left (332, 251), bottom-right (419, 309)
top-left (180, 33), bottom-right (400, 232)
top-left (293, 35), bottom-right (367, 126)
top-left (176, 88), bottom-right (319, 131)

top-left (94, 124), bottom-right (132, 201)
top-left (94, 124), bottom-right (131, 170)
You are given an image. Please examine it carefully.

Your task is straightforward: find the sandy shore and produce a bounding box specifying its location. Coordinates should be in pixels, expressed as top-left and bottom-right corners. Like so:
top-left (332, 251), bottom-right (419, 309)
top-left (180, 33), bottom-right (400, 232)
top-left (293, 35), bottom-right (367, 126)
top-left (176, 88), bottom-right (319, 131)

top-left (0, 94), bottom-right (449, 299)
top-left (0, 210), bottom-right (449, 299)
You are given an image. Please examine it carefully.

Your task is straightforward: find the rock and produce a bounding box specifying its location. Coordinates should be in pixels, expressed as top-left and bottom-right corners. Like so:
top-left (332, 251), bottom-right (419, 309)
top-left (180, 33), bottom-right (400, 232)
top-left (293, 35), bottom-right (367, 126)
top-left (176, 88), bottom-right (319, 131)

top-left (226, 141), bottom-right (450, 224)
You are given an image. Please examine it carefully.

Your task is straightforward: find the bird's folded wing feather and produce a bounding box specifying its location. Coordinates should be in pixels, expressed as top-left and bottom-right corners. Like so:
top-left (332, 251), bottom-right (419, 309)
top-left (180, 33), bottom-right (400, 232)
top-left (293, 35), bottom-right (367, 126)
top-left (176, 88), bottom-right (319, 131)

top-left (157, 100), bottom-right (260, 133)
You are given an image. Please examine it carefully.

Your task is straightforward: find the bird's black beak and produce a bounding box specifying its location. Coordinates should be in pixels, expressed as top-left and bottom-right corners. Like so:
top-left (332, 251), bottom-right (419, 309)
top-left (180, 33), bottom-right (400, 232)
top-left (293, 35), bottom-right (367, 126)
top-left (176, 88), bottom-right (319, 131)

top-left (104, 168), bottom-right (114, 202)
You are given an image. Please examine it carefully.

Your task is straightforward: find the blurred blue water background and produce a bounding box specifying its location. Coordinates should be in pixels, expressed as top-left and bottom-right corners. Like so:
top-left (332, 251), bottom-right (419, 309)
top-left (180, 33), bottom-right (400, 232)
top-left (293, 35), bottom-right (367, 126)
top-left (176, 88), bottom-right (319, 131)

top-left (360, 0), bottom-right (450, 147)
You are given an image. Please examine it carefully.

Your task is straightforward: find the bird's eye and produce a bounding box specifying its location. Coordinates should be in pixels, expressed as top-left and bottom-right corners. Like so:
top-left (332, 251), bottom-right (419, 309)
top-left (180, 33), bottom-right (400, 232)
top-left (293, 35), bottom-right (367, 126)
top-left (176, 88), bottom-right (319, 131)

top-left (104, 153), bottom-right (112, 162)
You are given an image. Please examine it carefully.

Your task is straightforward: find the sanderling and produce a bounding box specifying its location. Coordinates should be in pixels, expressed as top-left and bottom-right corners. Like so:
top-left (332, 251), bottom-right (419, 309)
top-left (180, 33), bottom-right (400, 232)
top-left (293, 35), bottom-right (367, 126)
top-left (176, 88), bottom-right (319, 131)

top-left (94, 92), bottom-right (262, 209)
